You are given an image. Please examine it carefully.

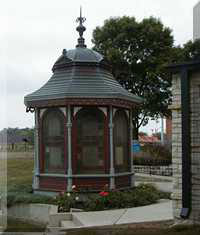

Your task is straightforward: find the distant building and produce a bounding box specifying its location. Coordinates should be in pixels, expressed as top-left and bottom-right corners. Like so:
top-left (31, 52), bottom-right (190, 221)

top-left (194, 1), bottom-right (200, 40)
top-left (166, 117), bottom-right (172, 141)
top-left (138, 134), bottom-right (160, 145)
top-left (0, 131), bottom-right (30, 151)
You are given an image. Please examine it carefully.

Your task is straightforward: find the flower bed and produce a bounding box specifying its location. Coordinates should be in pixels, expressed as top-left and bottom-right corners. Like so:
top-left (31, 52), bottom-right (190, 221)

top-left (56, 183), bottom-right (171, 212)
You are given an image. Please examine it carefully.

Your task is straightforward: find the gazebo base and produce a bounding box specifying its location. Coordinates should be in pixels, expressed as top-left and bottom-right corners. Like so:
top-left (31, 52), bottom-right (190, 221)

top-left (34, 173), bottom-right (134, 194)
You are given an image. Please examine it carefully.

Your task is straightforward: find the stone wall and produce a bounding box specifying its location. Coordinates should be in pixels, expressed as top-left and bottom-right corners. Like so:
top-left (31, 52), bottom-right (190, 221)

top-left (171, 70), bottom-right (200, 223)
top-left (170, 73), bottom-right (182, 220)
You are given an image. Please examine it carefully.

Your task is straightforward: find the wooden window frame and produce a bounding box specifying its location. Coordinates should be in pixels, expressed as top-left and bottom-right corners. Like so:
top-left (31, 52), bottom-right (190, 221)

top-left (40, 108), bottom-right (67, 174)
top-left (113, 109), bottom-right (130, 173)
top-left (72, 107), bottom-right (108, 174)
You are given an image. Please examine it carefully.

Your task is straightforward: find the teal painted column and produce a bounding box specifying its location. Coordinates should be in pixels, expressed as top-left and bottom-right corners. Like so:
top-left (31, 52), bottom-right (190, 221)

top-left (67, 105), bottom-right (72, 191)
top-left (130, 109), bottom-right (134, 187)
top-left (109, 105), bottom-right (115, 190)
top-left (33, 108), bottom-right (39, 190)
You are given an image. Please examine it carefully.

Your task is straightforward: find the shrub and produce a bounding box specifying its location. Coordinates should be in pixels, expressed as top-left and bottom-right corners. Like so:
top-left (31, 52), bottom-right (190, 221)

top-left (8, 184), bottom-right (33, 193)
top-left (55, 185), bottom-right (81, 212)
top-left (84, 183), bottom-right (160, 211)
top-left (7, 183), bottom-right (171, 211)
top-left (56, 183), bottom-right (165, 212)
top-left (132, 183), bottom-right (160, 206)
top-left (142, 144), bottom-right (171, 161)
top-left (7, 192), bottom-right (56, 208)
top-left (133, 143), bottom-right (172, 165)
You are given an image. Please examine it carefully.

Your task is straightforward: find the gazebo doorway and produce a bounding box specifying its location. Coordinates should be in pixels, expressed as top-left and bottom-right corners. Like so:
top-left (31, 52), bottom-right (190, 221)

top-left (72, 107), bottom-right (108, 174)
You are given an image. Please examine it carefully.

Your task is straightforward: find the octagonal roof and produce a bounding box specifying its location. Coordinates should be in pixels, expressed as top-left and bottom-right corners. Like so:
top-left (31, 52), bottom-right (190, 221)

top-left (24, 12), bottom-right (143, 108)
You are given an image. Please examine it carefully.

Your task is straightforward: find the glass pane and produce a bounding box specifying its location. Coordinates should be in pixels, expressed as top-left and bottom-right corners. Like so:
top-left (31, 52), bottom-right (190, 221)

top-left (114, 110), bottom-right (129, 172)
top-left (45, 145), bottom-right (64, 173)
top-left (82, 146), bottom-right (99, 166)
top-left (42, 109), bottom-right (66, 174)
top-left (76, 108), bottom-right (105, 174)
top-left (43, 109), bottom-right (64, 138)
top-left (48, 116), bottom-right (61, 137)
top-left (82, 119), bottom-right (98, 137)
top-left (115, 146), bottom-right (124, 165)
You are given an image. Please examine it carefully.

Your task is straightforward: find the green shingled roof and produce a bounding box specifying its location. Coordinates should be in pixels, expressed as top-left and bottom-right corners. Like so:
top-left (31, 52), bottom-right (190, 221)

top-left (24, 47), bottom-right (143, 107)
top-left (67, 47), bottom-right (103, 62)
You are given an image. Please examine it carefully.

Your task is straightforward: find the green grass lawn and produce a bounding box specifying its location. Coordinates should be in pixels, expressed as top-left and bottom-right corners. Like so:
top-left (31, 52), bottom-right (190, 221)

top-left (6, 157), bottom-right (49, 232)
top-left (0, 156), bottom-right (6, 183)
top-left (7, 157), bottom-right (56, 207)
top-left (7, 157), bottom-right (33, 192)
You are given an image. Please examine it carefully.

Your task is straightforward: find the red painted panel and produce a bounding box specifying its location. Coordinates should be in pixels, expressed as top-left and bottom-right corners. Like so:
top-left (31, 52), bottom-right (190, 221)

top-left (115, 175), bottom-right (131, 188)
top-left (73, 178), bottom-right (109, 191)
top-left (39, 177), bottom-right (67, 191)
top-left (29, 98), bottom-right (135, 109)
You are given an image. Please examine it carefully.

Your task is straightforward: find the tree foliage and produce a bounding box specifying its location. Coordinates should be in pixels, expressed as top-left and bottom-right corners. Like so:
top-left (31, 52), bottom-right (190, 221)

top-left (92, 16), bottom-right (176, 138)
top-left (182, 39), bottom-right (200, 61)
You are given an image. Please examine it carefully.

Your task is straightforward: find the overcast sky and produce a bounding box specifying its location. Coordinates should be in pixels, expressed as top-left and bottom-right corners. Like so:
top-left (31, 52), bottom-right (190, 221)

top-left (1, 0), bottom-right (198, 133)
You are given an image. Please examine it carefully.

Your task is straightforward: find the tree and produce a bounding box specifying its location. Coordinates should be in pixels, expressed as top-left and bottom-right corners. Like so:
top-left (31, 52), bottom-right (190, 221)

top-left (92, 16), bottom-right (177, 139)
top-left (182, 39), bottom-right (200, 61)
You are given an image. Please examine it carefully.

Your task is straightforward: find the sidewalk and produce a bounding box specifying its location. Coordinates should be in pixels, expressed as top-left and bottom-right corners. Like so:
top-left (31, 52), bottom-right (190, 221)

top-left (3, 200), bottom-right (173, 234)
top-left (135, 173), bottom-right (173, 182)
top-left (135, 173), bottom-right (173, 192)
top-left (58, 200), bottom-right (173, 231)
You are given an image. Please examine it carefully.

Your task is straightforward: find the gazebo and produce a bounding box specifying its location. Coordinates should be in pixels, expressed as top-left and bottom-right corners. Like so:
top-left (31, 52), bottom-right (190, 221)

top-left (24, 12), bottom-right (142, 194)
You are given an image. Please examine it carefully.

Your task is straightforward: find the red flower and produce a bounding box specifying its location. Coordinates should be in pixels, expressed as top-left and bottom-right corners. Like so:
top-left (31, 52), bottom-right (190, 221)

top-left (99, 191), bottom-right (109, 196)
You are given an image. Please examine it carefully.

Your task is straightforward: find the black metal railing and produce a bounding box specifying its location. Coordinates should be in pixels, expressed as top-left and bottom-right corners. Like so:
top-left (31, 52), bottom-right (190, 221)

top-left (133, 165), bottom-right (172, 176)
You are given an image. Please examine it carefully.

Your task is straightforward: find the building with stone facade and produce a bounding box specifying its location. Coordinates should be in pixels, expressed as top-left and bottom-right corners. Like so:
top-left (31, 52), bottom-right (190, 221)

top-left (194, 1), bottom-right (200, 40)
top-left (169, 60), bottom-right (200, 223)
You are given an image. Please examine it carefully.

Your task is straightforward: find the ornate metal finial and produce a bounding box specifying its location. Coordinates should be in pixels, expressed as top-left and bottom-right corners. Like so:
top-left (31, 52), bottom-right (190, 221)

top-left (76, 7), bottom-right (86, 48)
top-left (62, 49), bottom-right (67, 56)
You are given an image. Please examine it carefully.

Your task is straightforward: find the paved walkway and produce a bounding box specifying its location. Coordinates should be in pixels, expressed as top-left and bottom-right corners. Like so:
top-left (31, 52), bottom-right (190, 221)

top-left (69, 200), bottom-right (173, 228)
top-left (2, 200), bottom-right (173, 234)
top-left (135, 173), bottom-right (173, 192)
top-left (135, 173), bottom-right (173, 182)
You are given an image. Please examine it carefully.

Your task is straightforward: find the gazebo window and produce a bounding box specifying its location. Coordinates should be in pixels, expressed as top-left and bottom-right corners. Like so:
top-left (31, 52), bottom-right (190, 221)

top-left (42, 109), bottom-right (65, 174)
top-left (113, 109), bottom-right (130, 173)
top-left (75, 108), bottom-right (105, 174)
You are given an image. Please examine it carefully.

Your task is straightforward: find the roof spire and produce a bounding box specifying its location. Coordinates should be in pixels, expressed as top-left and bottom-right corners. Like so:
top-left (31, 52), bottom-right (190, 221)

top-left (76, 6), bottom-right (86, 48)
